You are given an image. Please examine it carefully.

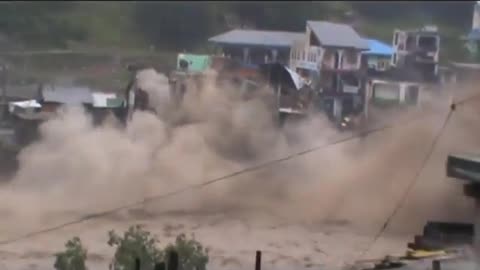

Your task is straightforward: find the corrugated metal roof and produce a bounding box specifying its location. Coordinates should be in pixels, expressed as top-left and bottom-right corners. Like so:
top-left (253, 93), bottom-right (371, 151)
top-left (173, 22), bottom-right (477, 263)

top-left (307, 21), bottom-right (369, 50)
top-left (364, 39), bottom-right (394, 56)
top-left (43, 87), bottom-right (93, 104)
top-left (208, 29), bottom-right (304, 48)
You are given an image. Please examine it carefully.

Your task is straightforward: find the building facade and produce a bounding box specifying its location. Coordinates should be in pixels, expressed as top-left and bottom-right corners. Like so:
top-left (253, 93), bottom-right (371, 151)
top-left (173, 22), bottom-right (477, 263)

top-left (208, 29), bottom-right (304, 66)
top-left (289, 21), bottom-right (369, 123)
top-left (362, 39), bottom-right (394, 73)
top-left (391, 25), bottom-right (441, 82)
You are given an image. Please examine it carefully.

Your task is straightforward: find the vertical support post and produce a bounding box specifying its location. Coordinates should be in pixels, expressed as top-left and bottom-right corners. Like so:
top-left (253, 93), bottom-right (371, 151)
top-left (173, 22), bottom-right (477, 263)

top-left (255, 250), bottom-right (262, 270)
top-left (154, 262), bottom-right (166, 270)
top-left (364, 80), bottom-right (370, 121)
top-left (0, 64), bottom-right (7, 122)
top-left (243, 47), bottom-right (250, 64)
top-left (333, 97), bottom-right (342, 123)
top-left (135, 258), bottom-right (141, 270)
top-left (271, 49), bottom-right (278, 63)
top-left (474, 199), bottom-right (480, 261)
top-left (167, 250), bottom-right (179, 270)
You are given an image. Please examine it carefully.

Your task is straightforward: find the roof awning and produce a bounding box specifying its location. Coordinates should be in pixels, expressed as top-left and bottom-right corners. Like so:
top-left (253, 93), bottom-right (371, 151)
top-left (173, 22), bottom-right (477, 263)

top-left (8, 99), bottom-right (41, 113)
top-left (258, 63), bottom-right (305, 90)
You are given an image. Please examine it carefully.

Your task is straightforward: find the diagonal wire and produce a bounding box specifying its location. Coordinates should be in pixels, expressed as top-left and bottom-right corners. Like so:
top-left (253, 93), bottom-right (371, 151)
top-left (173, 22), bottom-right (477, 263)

top-left (349, 90), bottom-right (480, 264)
top-left (1, 92), bottom-right (479, 246)
top-left (0, 111), bottom-right (431, 245)
top-left (348, 99), bottom-right (461, 266)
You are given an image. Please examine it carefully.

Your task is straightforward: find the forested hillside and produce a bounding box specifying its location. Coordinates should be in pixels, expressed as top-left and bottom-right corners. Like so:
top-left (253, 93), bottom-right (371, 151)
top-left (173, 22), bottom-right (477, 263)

top-left (0, 1), bottom-right (475, 60)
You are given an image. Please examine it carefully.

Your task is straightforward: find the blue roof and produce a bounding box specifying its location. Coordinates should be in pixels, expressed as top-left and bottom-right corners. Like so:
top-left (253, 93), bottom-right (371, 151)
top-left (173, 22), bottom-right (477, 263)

top-left (364, 39), bottom-right (394, 56)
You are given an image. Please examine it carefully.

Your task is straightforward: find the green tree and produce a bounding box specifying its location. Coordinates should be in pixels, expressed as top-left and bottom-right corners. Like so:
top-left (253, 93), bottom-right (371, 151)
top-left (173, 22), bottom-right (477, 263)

top-left (134, 2), bottom-right (223, 51)
top-left (54, 237), bottom-right (88, 270)
top-left (0, 1), bottom-right (87, 48)
top-left (108, 225), bottom-right (164, 270)
top-left (165, 234), bottom-right (209, 270)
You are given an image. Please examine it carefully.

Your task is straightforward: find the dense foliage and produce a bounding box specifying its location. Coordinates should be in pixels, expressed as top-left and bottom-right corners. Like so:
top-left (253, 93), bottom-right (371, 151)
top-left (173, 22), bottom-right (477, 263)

top-left (107, 226), bottom-right (208, 270)
top-left (54, 237), bottom-right (88, 270)
top-left (0, 2), bottom-right (475, 59)
top-left (108, 225), bottom-right (164, 270)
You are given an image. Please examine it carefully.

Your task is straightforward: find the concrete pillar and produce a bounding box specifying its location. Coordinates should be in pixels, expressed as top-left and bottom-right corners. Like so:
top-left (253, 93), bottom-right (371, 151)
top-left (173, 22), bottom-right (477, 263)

top-left (399, 84), bottom-right (406, 104)
top-left (243, 47), bottom-right (250, 64)
top-left (364, 81), bottom-right (371, 120)
top-left (474, 199), bottom-right (480, 270)
top-left (473, 3), bottom-right (480, 30)
top-left (333, 97), bottom-right (343, 122)
top-left (272, 49), bottom-right (278, 63)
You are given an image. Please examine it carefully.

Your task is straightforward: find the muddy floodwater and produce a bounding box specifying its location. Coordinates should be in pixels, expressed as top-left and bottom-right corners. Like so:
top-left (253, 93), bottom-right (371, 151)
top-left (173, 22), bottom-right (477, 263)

top-left (0, 74), bottom-right (478, 270)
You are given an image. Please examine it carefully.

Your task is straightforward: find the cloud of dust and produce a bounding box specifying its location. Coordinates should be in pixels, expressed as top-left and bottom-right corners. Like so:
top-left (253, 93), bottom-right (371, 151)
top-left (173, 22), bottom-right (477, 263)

top-left (0, 68), bottom-right (475, 238)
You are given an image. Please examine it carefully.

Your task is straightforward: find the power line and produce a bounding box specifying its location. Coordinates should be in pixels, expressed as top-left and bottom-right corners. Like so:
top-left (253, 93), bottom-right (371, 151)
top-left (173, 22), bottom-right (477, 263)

top-left (349, 103), bottom-right (456, 265)
top-left (348, 91), bottom-right (480, 264)
top-left (0, 93), bottom-right (478, 246)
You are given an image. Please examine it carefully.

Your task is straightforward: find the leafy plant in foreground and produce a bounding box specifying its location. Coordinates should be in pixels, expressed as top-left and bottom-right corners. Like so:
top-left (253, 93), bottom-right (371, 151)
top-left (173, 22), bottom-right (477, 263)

top-left (54, 237), bottom-right (88, 270)
top-left (108, 225), bottom-right (164, 270)
top-left (165, 233), bottom-right (209, 270)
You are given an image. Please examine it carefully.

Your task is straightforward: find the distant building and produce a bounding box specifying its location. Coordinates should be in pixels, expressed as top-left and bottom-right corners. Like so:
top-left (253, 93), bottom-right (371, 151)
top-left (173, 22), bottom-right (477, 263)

top-left (464, 2), bottom-right (480, 61)
top-left (362, 39), bottom-right (394, 72)
top-left (208, 29), bottom-right (304, 66)
top-left (391, 25), bottom-right (441, 82)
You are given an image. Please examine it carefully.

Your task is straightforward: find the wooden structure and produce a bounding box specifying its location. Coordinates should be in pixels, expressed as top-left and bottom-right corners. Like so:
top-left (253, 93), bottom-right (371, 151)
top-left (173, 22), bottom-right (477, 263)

top-left (446, 153), bottom-right (480, 256)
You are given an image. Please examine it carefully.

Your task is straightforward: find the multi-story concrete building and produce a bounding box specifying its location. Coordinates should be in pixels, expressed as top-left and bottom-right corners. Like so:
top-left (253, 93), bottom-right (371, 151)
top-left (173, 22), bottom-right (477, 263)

top-left (289, 21), bottom-right (369, 123)
top-left (391, 25), bottom-right (441, 82)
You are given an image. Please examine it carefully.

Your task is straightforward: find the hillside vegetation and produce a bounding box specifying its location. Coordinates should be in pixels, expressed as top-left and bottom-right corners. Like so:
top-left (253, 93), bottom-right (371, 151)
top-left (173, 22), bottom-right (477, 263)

top-left (0, 1), bottom-right (475, 61)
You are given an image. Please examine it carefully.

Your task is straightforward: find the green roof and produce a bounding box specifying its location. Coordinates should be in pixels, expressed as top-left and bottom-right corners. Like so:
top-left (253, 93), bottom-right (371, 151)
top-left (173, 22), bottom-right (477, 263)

top-left (177, 53), bottom-right (211, 72)
top-left (92, 92), bottom-right (124, 108)
top-left (105, 97), bottom-right (124, 108)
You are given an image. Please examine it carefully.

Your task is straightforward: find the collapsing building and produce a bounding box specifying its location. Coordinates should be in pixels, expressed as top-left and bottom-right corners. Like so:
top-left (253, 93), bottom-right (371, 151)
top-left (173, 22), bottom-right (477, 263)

top-left (207, 20), bottom-right (445, 128)
top-left (289, 21), bottom-right (369, 124)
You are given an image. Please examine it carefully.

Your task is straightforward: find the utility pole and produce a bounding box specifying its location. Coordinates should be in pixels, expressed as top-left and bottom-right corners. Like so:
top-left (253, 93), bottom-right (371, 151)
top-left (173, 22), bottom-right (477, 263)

top-left (0, 64), bottom-right (7, 123)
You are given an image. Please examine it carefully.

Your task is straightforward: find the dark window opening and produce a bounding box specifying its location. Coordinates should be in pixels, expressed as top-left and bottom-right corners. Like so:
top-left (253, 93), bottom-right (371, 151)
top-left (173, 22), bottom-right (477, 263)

top-left (334, 51), bottom-right (340, 69)
top-left (418, 36), bottom-right (438, 52)
top-left (310, 32), bottom-right (320, 46)
top-left (405, 85), bottom-right (419, 105)
top-left (394, 33), bottom-right (399, 45)
top-left (406, 36), bottom-right (415, 51)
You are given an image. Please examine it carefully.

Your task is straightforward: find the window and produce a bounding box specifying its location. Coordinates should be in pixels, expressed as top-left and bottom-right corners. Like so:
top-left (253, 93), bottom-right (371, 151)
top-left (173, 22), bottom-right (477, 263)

top-left (302, 51), bottom-right (305, 60)
top-left (392, 53), bottom-right (397, 65)
top-left (394, 32), bottom-right (399, 45)
top-left (344, 50), bottom-right (357, 66)
top-left (378, 61), bottom-right (385, 70)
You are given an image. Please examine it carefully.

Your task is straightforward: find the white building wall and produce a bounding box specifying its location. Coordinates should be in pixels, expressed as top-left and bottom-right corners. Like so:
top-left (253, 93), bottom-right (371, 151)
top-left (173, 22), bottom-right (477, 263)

top-left (474, 3), bottom-right (480, 30)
